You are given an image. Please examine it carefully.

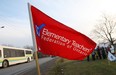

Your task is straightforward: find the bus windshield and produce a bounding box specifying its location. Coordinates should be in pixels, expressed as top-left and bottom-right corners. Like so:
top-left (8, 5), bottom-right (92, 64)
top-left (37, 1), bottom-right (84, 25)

top-left (0, 50), bottom-right (1, 57)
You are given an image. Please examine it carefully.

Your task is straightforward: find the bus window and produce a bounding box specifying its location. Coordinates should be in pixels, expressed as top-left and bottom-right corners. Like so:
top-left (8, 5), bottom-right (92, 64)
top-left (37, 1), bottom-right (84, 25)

top-left (3, 48), bottom-right (25, 58)
top-left (18, 50), bottom-right (25, 57)
top-left (26, 51), bottom-right (32, 54)
top-left (10, 50), bottom-right (15, 57)
top-left (14, 50), bottom-right (24, 57)
top-left (3, 48), bottom-right (11, 58)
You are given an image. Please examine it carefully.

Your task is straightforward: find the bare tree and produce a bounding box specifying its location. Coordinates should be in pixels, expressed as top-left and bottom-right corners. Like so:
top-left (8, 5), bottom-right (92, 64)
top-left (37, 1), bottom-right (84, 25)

top-left (93, 14), bottom-right (116, 45)
top-left (23, 45), bottom-right (34, 50)
top-left (1, 44), bottom-right (14, 47)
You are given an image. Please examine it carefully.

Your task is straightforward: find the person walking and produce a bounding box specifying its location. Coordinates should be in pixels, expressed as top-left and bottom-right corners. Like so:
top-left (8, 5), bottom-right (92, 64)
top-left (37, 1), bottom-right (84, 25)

top-left (92, 50), bottom-right (96, 61)
top-left (101, 47), bottom-right (106, 59)
top-left (97, 46), bottom-right (102, 59)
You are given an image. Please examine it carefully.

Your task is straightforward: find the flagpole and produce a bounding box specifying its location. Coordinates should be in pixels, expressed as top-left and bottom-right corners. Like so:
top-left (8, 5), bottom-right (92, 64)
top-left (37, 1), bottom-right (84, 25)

top-left (28, 3), bottom-right (41, 75)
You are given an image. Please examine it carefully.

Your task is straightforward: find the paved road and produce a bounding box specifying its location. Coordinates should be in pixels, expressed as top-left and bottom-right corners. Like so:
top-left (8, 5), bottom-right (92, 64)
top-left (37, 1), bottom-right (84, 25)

top-left (0, 57), bottom-right (54, 75)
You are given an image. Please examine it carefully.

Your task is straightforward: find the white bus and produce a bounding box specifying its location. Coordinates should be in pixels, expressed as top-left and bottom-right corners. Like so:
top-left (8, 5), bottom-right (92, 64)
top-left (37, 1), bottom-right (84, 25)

top-left (0, 46), bottom-right (33, 68)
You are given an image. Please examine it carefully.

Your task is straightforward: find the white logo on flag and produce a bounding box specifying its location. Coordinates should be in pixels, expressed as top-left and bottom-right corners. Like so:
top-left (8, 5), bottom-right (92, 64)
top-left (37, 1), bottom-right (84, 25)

top-left (108, 51), bottom-right (116, 61)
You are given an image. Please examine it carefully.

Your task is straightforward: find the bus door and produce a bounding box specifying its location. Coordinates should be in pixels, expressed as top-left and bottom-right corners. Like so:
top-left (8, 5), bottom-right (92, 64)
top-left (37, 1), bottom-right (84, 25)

top-left (0, 49), bottom-right (2, 67)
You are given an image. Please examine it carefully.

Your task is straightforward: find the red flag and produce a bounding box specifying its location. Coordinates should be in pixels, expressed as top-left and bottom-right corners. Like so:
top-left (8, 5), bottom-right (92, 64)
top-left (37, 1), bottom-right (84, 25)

top-left (30, 5), bottom-right (96, 60)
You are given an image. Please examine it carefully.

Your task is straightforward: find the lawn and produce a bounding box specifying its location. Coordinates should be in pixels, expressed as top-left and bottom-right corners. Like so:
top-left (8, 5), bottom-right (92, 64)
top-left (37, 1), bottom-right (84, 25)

top-left (47, 58), bottom-right (116, 75)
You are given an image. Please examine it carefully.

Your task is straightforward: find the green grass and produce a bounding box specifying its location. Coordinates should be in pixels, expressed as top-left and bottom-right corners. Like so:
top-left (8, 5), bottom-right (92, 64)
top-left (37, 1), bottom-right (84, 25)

top-left (47, 58), bottom-right (116, 75)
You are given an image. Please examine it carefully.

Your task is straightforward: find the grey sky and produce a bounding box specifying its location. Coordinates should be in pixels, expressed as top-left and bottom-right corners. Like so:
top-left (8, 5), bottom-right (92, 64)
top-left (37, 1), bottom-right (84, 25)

top-left (0, 0), bottom-right (116, 47)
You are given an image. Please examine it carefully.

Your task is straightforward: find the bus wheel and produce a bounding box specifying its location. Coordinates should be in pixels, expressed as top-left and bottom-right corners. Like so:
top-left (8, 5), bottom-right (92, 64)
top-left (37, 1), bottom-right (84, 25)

top-left (27, 58), bottom-right (30, 63)
top-left (2, 60), bottom-right (9, 68)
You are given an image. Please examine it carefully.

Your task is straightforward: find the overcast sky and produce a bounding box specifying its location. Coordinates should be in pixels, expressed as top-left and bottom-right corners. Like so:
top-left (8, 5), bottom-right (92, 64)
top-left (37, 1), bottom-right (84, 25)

top-left (0, 0), bottom-right (116, 47)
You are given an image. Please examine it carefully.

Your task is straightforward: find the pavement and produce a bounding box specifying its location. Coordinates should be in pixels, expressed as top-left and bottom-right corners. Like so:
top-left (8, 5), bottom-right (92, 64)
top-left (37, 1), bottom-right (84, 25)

top-left (21, 58), bottom-right (56, 75)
